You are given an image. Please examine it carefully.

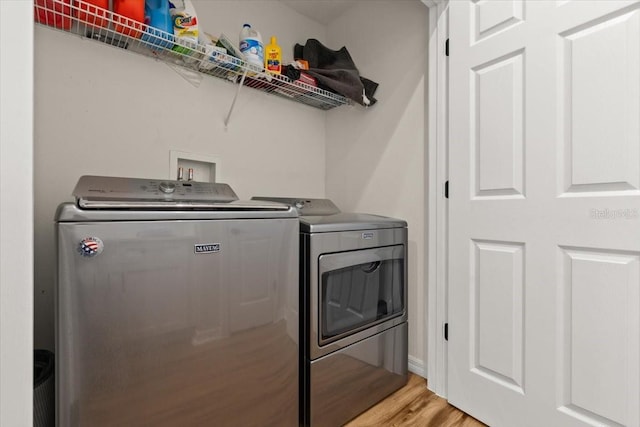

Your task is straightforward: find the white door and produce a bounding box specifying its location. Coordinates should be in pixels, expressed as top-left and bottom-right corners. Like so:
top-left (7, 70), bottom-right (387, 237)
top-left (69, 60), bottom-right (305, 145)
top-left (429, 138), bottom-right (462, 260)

top-left (448, 1), bottom-right (640, 426)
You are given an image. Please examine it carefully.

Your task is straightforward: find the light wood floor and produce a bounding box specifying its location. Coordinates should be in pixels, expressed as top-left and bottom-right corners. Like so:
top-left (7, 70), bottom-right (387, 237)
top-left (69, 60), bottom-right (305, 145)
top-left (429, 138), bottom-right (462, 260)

top-left (345, 373), bottom-right (486, 427)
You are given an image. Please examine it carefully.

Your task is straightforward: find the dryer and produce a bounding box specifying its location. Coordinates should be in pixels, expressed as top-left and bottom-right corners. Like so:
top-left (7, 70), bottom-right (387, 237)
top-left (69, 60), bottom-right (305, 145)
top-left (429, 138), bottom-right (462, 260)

top-left (253, 197), bottom-right (408, 427)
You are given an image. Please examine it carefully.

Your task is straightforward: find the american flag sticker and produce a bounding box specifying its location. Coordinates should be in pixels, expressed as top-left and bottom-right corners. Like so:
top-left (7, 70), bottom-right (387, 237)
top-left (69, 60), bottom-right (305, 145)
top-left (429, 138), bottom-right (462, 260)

top-left (78, 237), bottom-right (104, 258)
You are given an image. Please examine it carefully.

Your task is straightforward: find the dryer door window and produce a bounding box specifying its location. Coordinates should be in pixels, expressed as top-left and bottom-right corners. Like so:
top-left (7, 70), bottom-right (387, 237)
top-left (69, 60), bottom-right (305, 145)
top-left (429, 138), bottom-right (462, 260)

top-left (318, 245), bottom-right (405, 345)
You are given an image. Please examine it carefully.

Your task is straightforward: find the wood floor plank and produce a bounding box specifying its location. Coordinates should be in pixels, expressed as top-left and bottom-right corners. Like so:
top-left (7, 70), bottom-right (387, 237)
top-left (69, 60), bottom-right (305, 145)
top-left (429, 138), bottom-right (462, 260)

top-left (344, 373), bottom-right (486, 427)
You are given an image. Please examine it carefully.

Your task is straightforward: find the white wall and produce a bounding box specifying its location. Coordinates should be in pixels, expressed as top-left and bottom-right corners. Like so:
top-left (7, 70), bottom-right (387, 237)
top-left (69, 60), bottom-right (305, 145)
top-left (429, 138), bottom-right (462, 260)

top-left (1, 1), bottom-right (34, 425)
top-left (33, 1), bottom-right (328, 350)
top-left (325, 0), bottom-right (429, 371)
top-left (34, 1), bottom-right (432, 376)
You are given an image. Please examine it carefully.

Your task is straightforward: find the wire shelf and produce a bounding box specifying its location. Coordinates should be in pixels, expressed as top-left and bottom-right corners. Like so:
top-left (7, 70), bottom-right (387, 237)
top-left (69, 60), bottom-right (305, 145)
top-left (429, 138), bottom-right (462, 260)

top-left (34, 0), bottom-right (351, 111)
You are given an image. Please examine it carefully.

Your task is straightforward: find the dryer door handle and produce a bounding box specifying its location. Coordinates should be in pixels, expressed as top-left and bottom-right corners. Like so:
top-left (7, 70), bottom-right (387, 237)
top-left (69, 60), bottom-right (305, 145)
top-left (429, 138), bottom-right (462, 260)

top-left (361, 261), bottom-right (381, 273)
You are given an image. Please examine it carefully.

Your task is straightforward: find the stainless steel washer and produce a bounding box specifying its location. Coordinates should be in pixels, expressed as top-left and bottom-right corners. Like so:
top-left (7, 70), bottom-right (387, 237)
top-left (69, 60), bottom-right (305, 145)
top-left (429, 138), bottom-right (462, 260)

top-left (253, 197), bottom-right (408, 427)
top-left (56, 176), bottom-right (300, 427)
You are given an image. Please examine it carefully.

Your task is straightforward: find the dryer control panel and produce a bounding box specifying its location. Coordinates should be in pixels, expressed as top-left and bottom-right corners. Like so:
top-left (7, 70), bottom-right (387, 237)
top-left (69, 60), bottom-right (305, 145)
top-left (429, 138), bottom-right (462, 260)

top-left (252, 197), bottom-right (341, 216)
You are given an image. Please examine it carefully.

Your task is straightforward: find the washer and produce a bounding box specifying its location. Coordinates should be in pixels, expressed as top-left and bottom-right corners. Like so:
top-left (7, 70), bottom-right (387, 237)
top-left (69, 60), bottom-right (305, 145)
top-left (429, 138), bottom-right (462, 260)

top-left (56, 176), bottom-right (300, 426)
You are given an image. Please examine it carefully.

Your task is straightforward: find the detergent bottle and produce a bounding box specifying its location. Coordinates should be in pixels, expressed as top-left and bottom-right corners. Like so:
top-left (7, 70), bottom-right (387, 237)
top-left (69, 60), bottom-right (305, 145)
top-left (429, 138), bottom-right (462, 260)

top-left (264, 36), bottom-right (282, 74)
top-left (146, 0), bottom-right (172, 34)
top-left (239, 24), bottom-right (264, 69)
top-left (113, 0), bottom-right (145, 38)
top-left (169, 0), bottom-right (199, 54)
top-left (143, 0), bottom-right (173, 48)
top-left (77, 0), bottom-right (109, 28)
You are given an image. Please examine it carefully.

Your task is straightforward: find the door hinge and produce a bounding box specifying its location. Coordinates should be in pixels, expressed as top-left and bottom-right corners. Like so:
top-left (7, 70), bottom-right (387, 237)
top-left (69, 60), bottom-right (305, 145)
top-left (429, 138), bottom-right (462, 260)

top-left (444, 323), bottom-right (449, 341)
top-left (445, 38), bottom-right (449, 57)
top-left (444, 180), bottom-right (449, 199)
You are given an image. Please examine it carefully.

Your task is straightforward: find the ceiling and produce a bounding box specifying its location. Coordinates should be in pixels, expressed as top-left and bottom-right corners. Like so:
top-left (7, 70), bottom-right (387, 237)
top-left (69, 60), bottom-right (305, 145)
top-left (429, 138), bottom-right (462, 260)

top-left (279, 0), bottom-right (357, 26)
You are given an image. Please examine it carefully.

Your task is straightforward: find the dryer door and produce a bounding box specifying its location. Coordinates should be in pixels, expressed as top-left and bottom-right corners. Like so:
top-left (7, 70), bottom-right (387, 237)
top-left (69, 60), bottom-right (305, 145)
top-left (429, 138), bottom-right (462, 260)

top-left (318, 244), bottom-right (405, 346)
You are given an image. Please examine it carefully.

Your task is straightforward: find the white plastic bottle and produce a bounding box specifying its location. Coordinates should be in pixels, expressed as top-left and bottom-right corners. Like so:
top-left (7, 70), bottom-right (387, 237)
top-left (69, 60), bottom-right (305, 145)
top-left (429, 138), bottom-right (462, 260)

top-left (239, 24), bottom-right (264, 69)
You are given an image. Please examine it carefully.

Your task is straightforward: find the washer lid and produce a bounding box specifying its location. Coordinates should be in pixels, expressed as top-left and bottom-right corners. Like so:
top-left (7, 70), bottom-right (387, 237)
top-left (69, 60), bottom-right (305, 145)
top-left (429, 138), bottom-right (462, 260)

top-left (73, 175), bottom-right (289, 211)
top-left (300, 212), bottom-right (407, 233)
top-left (55, 202), bottom-right (297, 222)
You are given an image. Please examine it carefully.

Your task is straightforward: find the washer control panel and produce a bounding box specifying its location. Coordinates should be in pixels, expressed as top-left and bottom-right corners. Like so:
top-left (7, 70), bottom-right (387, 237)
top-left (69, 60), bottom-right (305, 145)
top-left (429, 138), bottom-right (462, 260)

top-left (159, 181), bottom-right (176, 194)
top-left (74, 175), bottom-right (239, 208)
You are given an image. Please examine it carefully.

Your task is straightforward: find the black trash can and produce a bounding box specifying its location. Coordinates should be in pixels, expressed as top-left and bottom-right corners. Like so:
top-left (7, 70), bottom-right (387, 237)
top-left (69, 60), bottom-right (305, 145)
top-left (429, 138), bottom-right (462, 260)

top-left (34, 350), bottom-right (54, 427)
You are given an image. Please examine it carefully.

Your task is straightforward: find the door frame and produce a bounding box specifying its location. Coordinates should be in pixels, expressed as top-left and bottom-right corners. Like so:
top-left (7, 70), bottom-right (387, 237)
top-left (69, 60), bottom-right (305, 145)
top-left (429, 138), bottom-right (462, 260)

top-left (423, 0), bottom-right (449, 398)
top-left (0, 1), bottom-right (34, 425)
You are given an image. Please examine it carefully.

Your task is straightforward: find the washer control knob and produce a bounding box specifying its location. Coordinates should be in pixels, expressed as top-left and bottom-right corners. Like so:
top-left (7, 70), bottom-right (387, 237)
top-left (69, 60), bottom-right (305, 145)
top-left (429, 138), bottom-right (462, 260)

top-left (159, 182), bottom-right (176, 194)
top-left (295, 200), bottom-right (305, 210)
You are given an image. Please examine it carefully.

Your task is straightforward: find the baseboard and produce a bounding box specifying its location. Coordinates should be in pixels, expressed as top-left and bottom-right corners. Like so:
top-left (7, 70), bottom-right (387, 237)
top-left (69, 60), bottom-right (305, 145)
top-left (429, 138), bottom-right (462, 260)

top-left (408, 355), bottom-right (427, 379)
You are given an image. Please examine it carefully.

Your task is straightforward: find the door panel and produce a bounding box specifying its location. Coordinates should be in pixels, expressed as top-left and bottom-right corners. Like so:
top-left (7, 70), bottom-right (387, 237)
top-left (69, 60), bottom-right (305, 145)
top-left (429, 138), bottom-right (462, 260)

top-left (559, 5), bottom-right (640, 195)
top-left (472, 49), bottom-right (525, 198)
top-left (558, 248), bottom-right (640, 426)
top-left (472, 240), bottom-right (524, 393)
top-left (449, 1), bottom-right (640, 426)
top-left (472, 0), bottom-right (524, 43)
